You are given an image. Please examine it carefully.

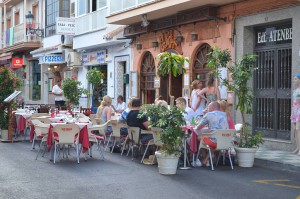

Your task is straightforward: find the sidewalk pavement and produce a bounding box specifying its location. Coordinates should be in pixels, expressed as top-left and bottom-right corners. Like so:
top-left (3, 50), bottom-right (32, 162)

top-left (254, 147), bottom-right (300, 173)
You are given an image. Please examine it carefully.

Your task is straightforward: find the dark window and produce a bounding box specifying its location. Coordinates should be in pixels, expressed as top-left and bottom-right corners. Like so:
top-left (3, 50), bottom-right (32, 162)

top-left (29, 61), bottom-right (41, 101)
top-left (45, 0), bottom-right (70, 37)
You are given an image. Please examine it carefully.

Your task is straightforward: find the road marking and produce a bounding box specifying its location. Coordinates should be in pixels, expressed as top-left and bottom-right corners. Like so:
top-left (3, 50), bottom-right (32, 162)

top-left (274, 184), bottom-right (300, 189)
top-left (254, 179), bottom-right (290, 184)
top-left (254, 179), bottom-right (300, 190)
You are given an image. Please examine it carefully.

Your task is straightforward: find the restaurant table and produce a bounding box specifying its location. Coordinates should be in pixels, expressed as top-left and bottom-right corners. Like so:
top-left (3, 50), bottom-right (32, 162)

top-left (15, 112), bottom-right (32, 136)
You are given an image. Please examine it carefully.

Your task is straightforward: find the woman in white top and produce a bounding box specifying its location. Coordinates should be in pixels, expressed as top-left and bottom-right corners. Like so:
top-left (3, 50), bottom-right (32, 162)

top-left (112, 95), bottom-right (126, 114)
top-left (52, 79), bottom-right (66, 107)
top-left (190, 80), bottom-right (206, 118)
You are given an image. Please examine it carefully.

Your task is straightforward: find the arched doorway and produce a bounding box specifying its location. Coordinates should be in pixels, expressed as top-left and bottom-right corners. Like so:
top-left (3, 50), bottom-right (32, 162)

top-left (140, 52), bottom-right (156, 104)
top-left (193, 44), bottom-right (212, 86)
top-left (159, 50), bottom-right (183, 103)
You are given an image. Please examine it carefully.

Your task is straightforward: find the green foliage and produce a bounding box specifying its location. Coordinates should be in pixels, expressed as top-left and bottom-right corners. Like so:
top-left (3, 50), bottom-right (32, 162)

top-left (208, 47), bottom-right (263, 148)
top-left (207, 46), bottom-right (232, 78)
top-left (0, 66), bottom-right (22, 129)
top-left (156, 52), bottom-right (189, 77)
top-left (139, 104), bottom-right (186, 155)
top-left (86, 68), bottom-right (105, 106)
top-left (62, 78), bottom-right (88, 106)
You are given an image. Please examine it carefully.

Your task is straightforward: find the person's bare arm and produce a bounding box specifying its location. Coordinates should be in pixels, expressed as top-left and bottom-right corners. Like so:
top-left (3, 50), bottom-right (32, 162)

top-left (106, 107), bottom-right (112, 120)
top-left (143, 120), bottom-right (149, 130)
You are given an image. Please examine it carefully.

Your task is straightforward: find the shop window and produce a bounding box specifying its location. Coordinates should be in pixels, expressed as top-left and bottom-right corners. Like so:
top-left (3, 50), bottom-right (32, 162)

top-left (77, 0), bottom-right (89, 16)
top-left (140, 51), bottom-right (155, 104)
top-left (29, 61), bottom-right (41, 101)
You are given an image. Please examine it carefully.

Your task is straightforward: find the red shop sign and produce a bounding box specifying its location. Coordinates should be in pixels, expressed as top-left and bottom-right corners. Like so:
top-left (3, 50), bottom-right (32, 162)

top-left (12, 58), bottom-right (23, 69)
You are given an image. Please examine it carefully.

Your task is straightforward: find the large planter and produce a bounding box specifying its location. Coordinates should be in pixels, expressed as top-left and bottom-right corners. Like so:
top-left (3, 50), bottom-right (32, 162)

top-left (155, 151), bottom-right (179, 175)
top-left (235, 147), bottom-right (258, 167)
top-left (1, 129), bottom-right (8, 141)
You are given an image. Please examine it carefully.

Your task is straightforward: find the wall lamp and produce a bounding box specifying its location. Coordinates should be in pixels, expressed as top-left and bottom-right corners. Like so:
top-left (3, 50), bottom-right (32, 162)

top-left (176, 35), bottom-right (184, 42)
top-left (191, 32), bottom-right (198, 41)
top-left (152, 41), bottom-right (159, 48)
top-left (136, 43), bottom-right (143, 50)
top-left (25, 11), bottom-right (44, 37)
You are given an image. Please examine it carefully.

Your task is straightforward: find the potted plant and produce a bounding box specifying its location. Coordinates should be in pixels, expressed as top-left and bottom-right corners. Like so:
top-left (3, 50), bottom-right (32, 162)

top-left (207, 47), bottom-right (264, 167)
top-left (139, 104), bottom-right (186, 174)
top-left (156, 52), bottom-right (189, 104)
top-left (86, 68), bottom-right (104, 109)
top-left (0, 66), bottom-right (22, 140)
top-left (62, 78), bottom-right (88, 108)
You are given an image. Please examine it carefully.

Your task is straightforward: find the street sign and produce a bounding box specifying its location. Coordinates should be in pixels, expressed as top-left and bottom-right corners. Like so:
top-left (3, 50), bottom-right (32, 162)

top-left (56, 17), bottom-right (75, 35)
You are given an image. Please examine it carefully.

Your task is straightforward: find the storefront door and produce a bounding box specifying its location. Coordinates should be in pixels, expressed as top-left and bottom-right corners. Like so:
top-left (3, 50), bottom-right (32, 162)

top-left (253, 23), bottom-right (292, 140)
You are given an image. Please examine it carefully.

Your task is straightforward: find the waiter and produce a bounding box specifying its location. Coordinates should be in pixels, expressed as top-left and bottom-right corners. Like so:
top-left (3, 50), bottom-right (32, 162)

top-left (52, 79), bottom-right (66, 107)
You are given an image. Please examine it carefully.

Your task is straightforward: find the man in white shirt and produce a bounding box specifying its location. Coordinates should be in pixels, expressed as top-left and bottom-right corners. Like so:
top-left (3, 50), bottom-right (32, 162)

top-left (52, 79), bottom-right (66, 107)
top-left (112, 95), bottom-right (126, 113)
top-left (175, 97), bottom-right (195, 122)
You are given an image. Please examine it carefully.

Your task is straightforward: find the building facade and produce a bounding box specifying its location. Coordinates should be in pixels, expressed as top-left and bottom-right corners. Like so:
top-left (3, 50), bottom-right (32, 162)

top-left (107, 0), bottom-right (300, 150)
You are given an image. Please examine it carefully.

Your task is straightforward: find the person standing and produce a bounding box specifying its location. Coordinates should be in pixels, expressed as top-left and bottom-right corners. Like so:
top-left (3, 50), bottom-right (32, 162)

top-left (190, 80), bottom-right (206, 118)
top-left (52, 79), bottom-right (66, 108)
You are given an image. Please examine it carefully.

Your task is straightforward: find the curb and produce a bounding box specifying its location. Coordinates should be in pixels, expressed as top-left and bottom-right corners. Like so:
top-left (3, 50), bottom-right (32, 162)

top-left (254, 158), bottom-right (300, 173)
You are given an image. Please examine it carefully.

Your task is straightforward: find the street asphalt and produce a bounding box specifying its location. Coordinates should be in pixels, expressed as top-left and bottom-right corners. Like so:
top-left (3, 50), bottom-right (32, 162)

top-left (0, 142), bottom-right (299, 199)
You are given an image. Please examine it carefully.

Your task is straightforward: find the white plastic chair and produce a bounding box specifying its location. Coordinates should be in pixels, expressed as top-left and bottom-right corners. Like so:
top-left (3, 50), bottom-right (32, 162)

top-left (87, 121), bottom-right (110, 160)
top-left (199, 129), bottom-right (236, 170)
top-left (52, 124), bottom-right (81, 164)
top-left (30, 119), bottom-right (50, 150)
top-left (105, 120), bottom-right (128, 153)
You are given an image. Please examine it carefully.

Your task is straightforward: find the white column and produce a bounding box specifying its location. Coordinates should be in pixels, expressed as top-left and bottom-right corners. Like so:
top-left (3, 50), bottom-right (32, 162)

top-left (24, 0), bottom-right (27, 41)
top-left (0, 6), bottom-right (2, 49)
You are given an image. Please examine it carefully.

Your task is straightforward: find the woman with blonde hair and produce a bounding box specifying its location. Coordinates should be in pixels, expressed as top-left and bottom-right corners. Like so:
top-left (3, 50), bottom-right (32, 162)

top-left (218, 100), bottom-right (235, 129)
top-left (96, 95), bottom-right (113, 122)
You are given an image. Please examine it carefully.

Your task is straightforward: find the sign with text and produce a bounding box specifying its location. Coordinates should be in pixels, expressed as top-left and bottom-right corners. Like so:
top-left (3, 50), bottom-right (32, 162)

top-left (255, 23), bottom-right (292, 47)
top-left (12, 58), bottom-right (23, 69)
top-left (56, 17), bottom-right (75, 35)
top-left (41, 54), bottom-right (64, 64)
top-left (82, 50), bottom-right (106, 65)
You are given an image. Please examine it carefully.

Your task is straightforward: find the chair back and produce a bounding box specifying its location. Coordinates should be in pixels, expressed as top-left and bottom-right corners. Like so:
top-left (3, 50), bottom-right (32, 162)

top-left (53, 124), bottom-right (80, 144)
top-left (34, 117), bottom-right (52, 124)
top-left (212, 129), bottom-right (236, 150)
top-left (31, 119), bottom-right (50, 128)
top-left (88, 120), bottom-right (110, 135)
top-left (110, 120), bottom-right (127, 138)
top-left (127, 126), bottom-right (140, 145)
top-left (151, 127), bottom-right (163, 147)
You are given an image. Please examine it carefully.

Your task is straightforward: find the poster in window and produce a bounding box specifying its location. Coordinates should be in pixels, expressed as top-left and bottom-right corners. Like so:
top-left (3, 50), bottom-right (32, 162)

top-left (48, 78), bottom-right (53, 92)
top-left (130, 71), bottom-right (138, 97)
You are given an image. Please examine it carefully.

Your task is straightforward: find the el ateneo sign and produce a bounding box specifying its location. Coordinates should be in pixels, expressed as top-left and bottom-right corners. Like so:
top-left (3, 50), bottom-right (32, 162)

top-left (255, 24), bottom-right (292, 47)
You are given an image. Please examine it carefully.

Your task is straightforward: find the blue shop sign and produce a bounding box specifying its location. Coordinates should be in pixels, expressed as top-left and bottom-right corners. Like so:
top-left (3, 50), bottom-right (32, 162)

top-left (42, 54), bottom-right (64, 63)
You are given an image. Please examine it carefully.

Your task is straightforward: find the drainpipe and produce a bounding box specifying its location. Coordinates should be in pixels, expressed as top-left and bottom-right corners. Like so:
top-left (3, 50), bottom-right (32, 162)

top-left (232, 19), bottom-right (237, 123)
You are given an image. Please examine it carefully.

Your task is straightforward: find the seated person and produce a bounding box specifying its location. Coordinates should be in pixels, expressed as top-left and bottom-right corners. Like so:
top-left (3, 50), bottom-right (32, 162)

top-left (96, 95), bottom-right (113, 134)
top-left (126, 98), bottom-right (153, 142)
top-left (112, 95), bottom-right (126, 114)
top-left (175, 97), bottom-right (195, 122)
top-left (218, 100), bottom-right (235, 129)
top-left (118, 98), bottom-right (133, 136)
top-left (194, 101), bottom-right (229, 166)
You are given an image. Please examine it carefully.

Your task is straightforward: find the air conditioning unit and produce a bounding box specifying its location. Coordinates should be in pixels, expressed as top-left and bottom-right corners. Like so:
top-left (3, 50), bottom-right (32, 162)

top-left (62, 35), bottom-right (73, 45)
top-left (65, 51), bottom-right (81, 67)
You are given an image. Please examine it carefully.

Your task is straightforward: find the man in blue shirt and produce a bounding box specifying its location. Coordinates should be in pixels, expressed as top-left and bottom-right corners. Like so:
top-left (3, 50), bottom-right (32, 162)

top-left (195, 101), bottom-right (229, 166)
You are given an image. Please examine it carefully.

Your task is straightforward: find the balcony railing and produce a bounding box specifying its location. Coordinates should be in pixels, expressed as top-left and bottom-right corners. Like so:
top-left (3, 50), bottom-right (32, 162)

top-left (110, 0), bottom-right (157, 14)
top-left (76, 8), bottom-right (107, 35)
top-left (3, 23), bottom-right (42, 48)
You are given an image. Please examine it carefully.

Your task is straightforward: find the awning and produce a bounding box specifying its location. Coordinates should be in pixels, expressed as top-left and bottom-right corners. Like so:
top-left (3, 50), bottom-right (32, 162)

top-left (0, 52), bottom-right (12, 61)
top-left (30, 44), bottom-right (62, 58)
top-left (103, 26), bottom-right (125, 40)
